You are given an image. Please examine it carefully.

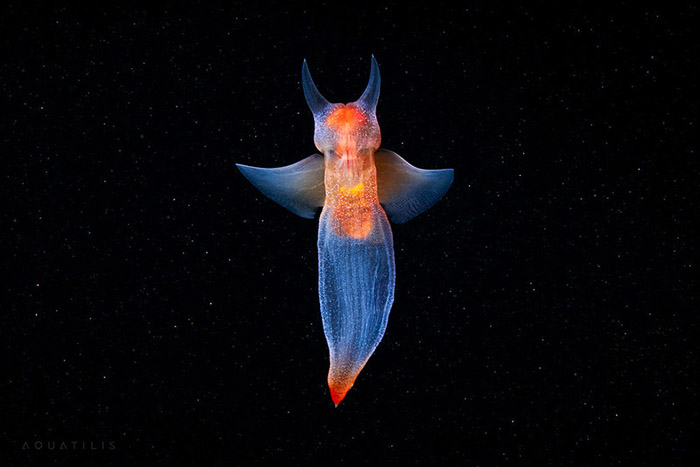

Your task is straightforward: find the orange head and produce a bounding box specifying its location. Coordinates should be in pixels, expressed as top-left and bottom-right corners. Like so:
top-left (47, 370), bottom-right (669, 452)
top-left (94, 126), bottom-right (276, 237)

top-left (302, 56), bottom-right (382, 154)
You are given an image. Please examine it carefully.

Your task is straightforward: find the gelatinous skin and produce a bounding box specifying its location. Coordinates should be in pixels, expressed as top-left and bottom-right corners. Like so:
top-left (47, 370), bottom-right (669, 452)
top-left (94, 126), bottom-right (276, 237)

top-left (236, 56), bottom-right (453, 406)
top-left (318, 202), bottom-right (394, 405)
top-left (305, 58), bottom-right (394, 405)
top-left (319, 138), bottom-right (394, 405)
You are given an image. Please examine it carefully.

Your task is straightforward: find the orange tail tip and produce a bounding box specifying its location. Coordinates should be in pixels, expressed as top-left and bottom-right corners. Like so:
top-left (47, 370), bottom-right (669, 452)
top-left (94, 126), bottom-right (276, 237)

top-left (329, 376), bottom-right (357, 407)
top-left (328, 364), bottom-right (364, 406)
top-left (329, 385), bottom-right (349, 407)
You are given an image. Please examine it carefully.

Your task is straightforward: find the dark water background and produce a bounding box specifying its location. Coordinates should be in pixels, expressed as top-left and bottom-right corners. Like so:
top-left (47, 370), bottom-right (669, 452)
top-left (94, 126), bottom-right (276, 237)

top-left (3, 3), bottom-right (697, 465)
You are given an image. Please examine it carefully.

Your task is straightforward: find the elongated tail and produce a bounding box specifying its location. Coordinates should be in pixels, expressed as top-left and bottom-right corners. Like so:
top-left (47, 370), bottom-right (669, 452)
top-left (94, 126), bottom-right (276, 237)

top-left (317, 204), bottom-right (395, 406)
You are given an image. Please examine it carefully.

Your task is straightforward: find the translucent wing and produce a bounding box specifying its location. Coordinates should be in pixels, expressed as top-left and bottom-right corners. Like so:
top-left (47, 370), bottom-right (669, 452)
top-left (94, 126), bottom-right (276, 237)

top-left (236, 154), bottom-right (325, 219)
top-left (375, 149), bottom-right (454, 224)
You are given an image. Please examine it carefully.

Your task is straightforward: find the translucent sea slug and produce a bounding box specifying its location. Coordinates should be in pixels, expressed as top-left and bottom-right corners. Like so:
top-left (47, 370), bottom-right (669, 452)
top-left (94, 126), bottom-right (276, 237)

top-left (237, 57), bottom-right (453, 405)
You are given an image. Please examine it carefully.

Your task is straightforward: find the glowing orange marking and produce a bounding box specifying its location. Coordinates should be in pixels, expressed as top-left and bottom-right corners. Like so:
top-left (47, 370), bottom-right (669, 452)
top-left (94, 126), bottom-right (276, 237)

top-left (328, 368), bottom-right (361, 406)
top-left (329, 383), bottom-right (350, 407)
top-left (325, 106), bottom-right (366, 132)
top-left (332, 182), bottom-right (373, 239)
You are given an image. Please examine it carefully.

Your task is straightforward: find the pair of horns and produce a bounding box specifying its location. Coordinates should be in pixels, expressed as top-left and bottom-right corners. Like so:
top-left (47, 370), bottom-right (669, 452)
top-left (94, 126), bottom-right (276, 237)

top-left (302, 55), bottom-right (380, 115)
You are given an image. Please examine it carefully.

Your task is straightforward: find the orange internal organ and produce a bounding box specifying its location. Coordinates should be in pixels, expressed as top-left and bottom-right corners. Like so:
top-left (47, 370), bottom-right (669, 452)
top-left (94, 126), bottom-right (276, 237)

top-left (325, 106), bottom-right (366, 132)
top-left (333, 182), bottom-right (373, 239)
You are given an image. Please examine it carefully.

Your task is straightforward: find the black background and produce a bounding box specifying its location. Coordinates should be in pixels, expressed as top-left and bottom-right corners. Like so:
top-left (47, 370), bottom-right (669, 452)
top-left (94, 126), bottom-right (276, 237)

top-left (2, 2), bottom-right (697, 465)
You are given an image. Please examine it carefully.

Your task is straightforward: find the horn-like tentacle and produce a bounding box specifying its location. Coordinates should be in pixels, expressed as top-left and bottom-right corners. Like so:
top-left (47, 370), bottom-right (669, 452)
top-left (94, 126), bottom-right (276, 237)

top-left (356, 55), bottom-right (380, 111)
top-left (302, 59), bottom-right (331, 116)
